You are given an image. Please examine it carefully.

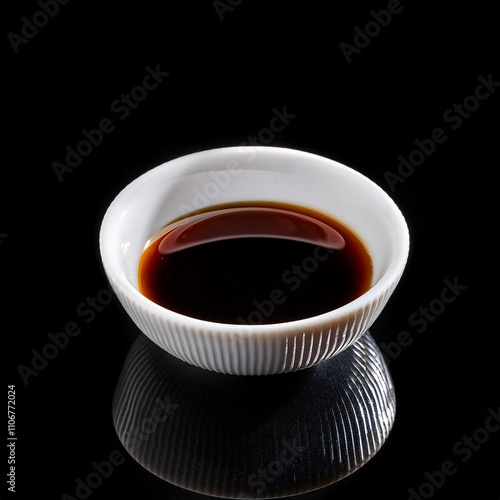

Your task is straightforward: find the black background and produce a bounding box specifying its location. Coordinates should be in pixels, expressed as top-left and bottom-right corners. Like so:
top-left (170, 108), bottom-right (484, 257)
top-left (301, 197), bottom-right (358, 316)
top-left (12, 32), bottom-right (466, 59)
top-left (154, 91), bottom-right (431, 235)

top-left (3, 0), bottom-right (499, 499)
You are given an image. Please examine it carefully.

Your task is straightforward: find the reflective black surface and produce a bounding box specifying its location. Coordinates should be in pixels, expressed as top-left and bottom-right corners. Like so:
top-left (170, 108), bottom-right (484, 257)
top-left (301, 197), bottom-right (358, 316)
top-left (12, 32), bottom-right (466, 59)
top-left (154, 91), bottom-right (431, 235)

top-left (113, 331), bottom-right (395, 498)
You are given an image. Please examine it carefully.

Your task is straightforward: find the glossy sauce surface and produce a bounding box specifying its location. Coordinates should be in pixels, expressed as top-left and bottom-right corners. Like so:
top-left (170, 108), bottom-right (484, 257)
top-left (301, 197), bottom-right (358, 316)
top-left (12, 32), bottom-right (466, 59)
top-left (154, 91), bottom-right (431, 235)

top-left (138, 202), bottom-right (373, 324)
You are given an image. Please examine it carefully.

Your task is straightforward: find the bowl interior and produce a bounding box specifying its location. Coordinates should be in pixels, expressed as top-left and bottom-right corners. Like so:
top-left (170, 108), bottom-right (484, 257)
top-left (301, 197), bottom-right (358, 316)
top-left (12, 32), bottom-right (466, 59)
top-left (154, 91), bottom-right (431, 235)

top-left (101, 147), bottom-right (407, 307)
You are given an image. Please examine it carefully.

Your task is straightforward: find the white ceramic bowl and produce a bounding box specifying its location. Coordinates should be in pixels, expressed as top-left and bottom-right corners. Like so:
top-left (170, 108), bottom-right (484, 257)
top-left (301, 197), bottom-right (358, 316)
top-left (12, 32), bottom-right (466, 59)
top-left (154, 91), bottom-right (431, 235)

top-left (100, 146), bottom-right (409, 375)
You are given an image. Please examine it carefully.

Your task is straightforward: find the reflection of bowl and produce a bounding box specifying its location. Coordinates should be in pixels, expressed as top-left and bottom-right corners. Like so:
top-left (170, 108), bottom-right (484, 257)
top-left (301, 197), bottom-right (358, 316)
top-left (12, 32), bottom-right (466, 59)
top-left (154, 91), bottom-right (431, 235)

top-left (100, 146), bottom-right (409, 375)
top-left (113, 331), bottom-right (396, 498)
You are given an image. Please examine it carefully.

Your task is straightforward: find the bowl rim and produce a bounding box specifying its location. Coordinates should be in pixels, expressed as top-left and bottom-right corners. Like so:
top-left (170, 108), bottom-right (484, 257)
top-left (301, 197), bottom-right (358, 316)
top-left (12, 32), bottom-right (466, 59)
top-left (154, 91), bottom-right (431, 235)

top-left (99, 146), bottom-right (410, 335)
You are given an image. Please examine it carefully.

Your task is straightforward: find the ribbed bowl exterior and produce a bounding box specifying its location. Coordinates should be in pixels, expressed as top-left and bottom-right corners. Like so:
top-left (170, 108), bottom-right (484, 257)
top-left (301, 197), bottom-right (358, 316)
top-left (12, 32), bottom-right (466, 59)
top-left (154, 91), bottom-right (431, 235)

top-left (107, 268), bottom-right (402, 375)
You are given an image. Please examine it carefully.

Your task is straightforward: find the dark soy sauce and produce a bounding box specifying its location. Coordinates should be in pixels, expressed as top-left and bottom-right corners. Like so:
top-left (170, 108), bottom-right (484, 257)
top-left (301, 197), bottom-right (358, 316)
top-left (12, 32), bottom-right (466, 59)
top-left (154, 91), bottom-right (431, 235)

top-left (138, 202), bottom-right (373, 325)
